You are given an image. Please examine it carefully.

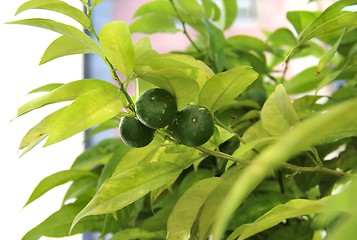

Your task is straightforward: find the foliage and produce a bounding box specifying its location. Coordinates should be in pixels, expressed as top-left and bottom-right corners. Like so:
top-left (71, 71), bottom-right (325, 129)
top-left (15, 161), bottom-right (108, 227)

top-left (8, 0), bottom-right (357, 239)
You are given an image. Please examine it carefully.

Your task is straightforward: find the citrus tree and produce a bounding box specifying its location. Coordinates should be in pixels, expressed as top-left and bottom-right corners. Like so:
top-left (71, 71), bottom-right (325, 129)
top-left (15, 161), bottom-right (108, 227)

top-left (9, 0), bottom-right (357, 239)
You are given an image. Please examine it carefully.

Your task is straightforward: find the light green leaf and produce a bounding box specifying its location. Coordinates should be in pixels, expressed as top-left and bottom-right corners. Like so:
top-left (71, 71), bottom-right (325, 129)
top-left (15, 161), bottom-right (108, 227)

top-left (222, 0), bottom-right (238, 29)
top-left (133, 0), bottom-right (175, 17)
top-left (45, 89), bottom-right (122, 145)
top-left (177, 0), bottom-right (203, 16)
top-left (92, 0), bottom-right (104, 7)
top-left (27, 83), bottom-right (64, 94)
top-left (261, 84), bottom-right (299, 136)
top-left (99, 21), bottom-right (135, 77)
top-left (16, 0), bottom-right (91, 28)
top-left (7, 18), bottom-right (104, 59)
top-left (40, 35), bottom-right (97, 64)
top-left (212, 98), bottom-right (357, 239)
top-left (22, 201), bottom-right (103, 240)
top-left (71, 161), bottom-right (182, 230)
top-left (167, 177), bottom-right (222, 240)
top-left (316, 29), bottom-right (345, 75)
top-left (135, 67), bottom-right (200, 109)
top-left (232, 137), bottom-right (278, 160)
top-left (111, 228), bottom-right (167, 240)
top-left (19, 108), bottom-right (65, 154)
top-left (284, 67), bottom-right (330, 94)
top-left (130, 14), bottom-right (179, 34)
top-left (227, 196), bottom-right (335, 240)
top-left (198, 66), bottom-right (258, 113)
top-left (18, 79), bottom-right (118, 116)
top-left (287, 11), bottom-right (319, 34)
top-left (24, 170), bottom-right (97, 207)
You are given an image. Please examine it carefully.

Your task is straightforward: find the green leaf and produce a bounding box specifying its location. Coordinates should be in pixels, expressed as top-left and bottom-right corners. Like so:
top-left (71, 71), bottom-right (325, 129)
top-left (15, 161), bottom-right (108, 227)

top-left (18, 79), bottom-right (118, 116)
top-left (135, 67), bottom-right (200, 109)
top-left (45, 89), bottom-right (122, 145)
top-left (222, 0), bottom-right (238, 29)
top-left (7, 18), bottom-right (104, 59)
top-left (15, 0), bottom-right (91, 28)
top-left (227, 196), bottom-right (335, 240)
top-left (24, 170), bottom-right (97, 207)
top-left (261, 84), bottom-right (299, 136)
top-left (232, 137), bottom-right (278, 160)
top-left (227, 35), bottom-right (272, 57)
top-left (133, 0), bottom-right (175, 17)
top-left (284, 67), bottom-right (330, 94)
top-left (22, 201), bottom-right (104, 240)
top-left (19, 108), bottom-right (66, 154)
top-left (27, 83), bottom-right (64, 94)
top-left (133, 36), bottom-right (159, 66)
top-left (316, 29), bottom-right (345, 75)
top-left (287, 11), bottom-right (319, 34)
top-left (99, 21), bottom-right (135, 77)
top-left (167, 177), bottom-right (222, 240)
top-left (130, 14), bottom-right (179, 34)
top-left (177, 0), bottom-right (203, 16)
top-left (111, 228), bottom-right (167, 240)
top-left (212, 98), bottom-right (357, 239)
top-left (71, 161), bottom-right (182, 230)
top-left (40, 35), bottom-right (97, 64)
top-left (92, 0), bottom-right (104, 7)
top-left (198, 66), bottom-right (259, 113)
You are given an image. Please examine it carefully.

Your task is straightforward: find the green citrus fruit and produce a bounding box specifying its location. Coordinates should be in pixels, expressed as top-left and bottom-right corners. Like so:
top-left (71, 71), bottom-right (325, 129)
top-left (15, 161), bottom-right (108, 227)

top-left (170, 104), bottom-right (215, 147)
top-left (119, 116), bottom-right (155, 148)
top-left (135, 88), bottom-right (177, 129)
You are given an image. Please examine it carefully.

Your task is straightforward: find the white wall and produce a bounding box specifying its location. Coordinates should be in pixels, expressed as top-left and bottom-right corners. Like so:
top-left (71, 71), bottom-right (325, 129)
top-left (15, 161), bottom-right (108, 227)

top-left (0, 1), bottom-right (84, 239)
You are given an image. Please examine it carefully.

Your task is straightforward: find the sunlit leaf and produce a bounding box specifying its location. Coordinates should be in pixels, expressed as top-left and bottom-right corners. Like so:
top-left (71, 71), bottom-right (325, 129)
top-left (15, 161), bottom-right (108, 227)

top-left (18, 79), bottom-right (118, 116)
top-left (111, 228), bottom-right (167, 240)
top-left (222, 0), bottom-right (238, 29)
top-left (40, 35), bottom-right (97, 64)
top-left (45, 89), bottom-right (122, 145)
top-left (99, 21), bottom-right (135, 77)
top-left (167, 177), bottom-right (222, 240)
top-left (199, 66), bottom-right (258, 113)
top-left (7, 18), bottom-right (104, 59)
top-left (27, 83), bottom-right (64, 94)
top-left (130, 14), bottom-right (179, 34)
top-left (133, 0), bottom-right (175, 17)
top-left (71, 161), bottom-right (182, 230)
top-left (24, 170), bottom-right (97, 207)
top-left (16, 0), bottom-right (91, 28)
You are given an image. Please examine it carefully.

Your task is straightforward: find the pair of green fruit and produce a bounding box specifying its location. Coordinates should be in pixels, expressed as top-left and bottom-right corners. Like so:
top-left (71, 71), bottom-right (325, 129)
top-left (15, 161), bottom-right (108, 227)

top-left (119, 88), bottom-right (215, 148)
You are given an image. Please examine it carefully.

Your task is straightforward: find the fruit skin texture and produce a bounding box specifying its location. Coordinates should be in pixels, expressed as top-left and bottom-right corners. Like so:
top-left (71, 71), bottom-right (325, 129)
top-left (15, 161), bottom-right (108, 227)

top-left (170, 104), bottom-right (215, 147)
top-left (135, 88), bottom-right (177, 129)
top-left (119, 116), bottom-right (155, 148)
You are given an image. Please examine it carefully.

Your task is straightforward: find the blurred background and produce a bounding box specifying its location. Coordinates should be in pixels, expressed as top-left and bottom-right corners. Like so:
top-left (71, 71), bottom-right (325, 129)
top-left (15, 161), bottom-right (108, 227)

top-left (0, 0), bottom-right (333, 239)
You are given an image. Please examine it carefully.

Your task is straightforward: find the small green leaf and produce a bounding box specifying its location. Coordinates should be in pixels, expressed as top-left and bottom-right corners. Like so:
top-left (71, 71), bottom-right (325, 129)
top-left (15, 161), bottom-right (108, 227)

top-left (71, 161), bottom-right (182, 230)
top-left (135, 67), bottom-right (200, 109)
top-left (40, 36), bottom-right (97, 64)
top-left (24, 170), bottom-right (97, 207)
top-left (198, 66), bottom-right (259, 113)
top-left (99, 21), bottom-right (135, 77)
top-left (18, 79), bottom-right (118, 116)
top-left (92, 0), bottom-right (104, 7)
top-left (16, 0), bottom-right (91, 28)
top-left (7, 18), bottom-right (105, 59)
top-left (130, 14), bottom-right (179, 34)
top-left (287, 11), bottom-right (319, 34)
top-left (45, 89), bottom-right (122, 145)
top-left (167, 177), bottom-right (222, 240)
top-left (27, 83), bottom-right (64, 94)
top-left (177, 0), bottom-right (203, 16)
top-left (317, 29), bottom-right (346, 75)
top-left (261, 84), bottom-right (299, 136)
top-left (227, 196), bottom-right (335, 240)
top-left (232, 137), bottom-right (278, 160)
